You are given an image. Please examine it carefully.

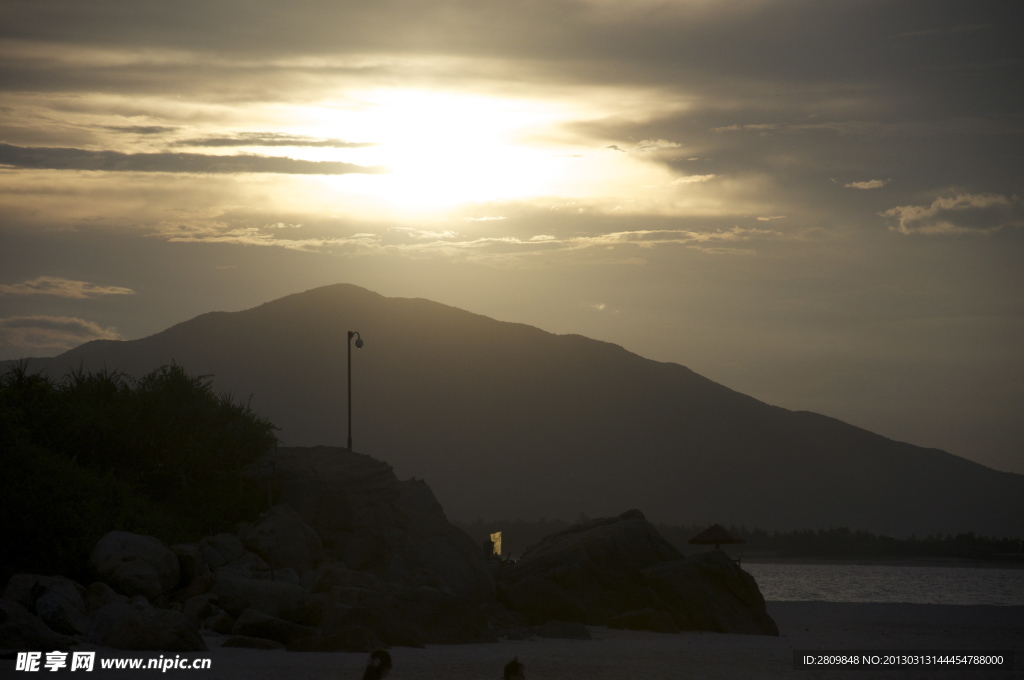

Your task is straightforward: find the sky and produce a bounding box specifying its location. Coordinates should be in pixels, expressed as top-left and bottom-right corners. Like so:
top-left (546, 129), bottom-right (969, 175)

top-left (1, 0), bottom-right (1022, 474)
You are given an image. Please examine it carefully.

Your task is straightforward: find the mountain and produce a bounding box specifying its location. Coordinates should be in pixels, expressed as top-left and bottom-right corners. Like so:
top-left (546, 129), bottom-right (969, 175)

top-left (9, 284), bottom-right (1024, 537)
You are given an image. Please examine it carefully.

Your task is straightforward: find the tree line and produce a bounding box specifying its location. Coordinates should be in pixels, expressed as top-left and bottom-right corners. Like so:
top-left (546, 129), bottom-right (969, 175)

top-left (0, 362), bottom-right (277, 583)
top-left (455, 517), bottom-right (1024, 562)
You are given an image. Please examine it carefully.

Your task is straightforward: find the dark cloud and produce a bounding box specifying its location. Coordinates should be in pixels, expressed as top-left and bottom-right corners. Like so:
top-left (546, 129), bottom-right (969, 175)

top-left (0, 276), bottom-right (135, 298)
top-left (0, 144), bottom-right (387, 175)
top-left (0, 315), bottom-right (121, 350)
top-left (176, 133), bottom-right (375, 148)
top-left (104, 125), bottom-right (179, 135)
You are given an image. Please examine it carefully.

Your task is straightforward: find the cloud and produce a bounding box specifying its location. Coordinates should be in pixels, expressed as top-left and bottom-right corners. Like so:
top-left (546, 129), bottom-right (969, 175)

top-left (0, 144), bottom-right (387, 175)
top-left (175, 133), bottom-right (376, 148)
top-left (0, 276), bottom-right (135, 298)
top-left (881, 193), bottom-right (1022, 235)
top-left (714, 119), bottom-right (1023, 137)
top-left (104, 125), bottom-right (179, 135)
top-left (892, 24), bottom-right (992, 39)
top-left (845, 179), bottom-right (889, 190)
top-left (151, 222), bottom-right (381, 252)
top-left (633, 139), bottom-right (682, 152)
top-left (147, 215), bottom-right (786, 262)
top-left (0, 315), bottom-right (122, 350)
top-left (673, 174), bottom-right (717, 184)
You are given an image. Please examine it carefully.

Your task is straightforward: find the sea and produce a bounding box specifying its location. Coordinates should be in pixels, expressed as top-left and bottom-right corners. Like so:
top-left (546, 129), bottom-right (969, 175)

top-left (743, 562), bottom-right (1024, 606)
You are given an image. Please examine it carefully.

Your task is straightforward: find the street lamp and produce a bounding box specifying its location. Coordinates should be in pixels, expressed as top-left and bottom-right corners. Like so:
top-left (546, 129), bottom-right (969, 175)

top-left (347, 330), bottom-right (364, 450)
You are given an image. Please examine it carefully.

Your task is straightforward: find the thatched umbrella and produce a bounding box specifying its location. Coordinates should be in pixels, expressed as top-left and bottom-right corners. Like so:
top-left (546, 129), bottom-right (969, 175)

top-left (688, 524), bottom-right (746, 550)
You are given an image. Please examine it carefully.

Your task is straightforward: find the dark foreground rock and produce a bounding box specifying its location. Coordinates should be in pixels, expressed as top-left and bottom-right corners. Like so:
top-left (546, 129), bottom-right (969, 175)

top-left (500, 510), bottom-right (778, 636)
top-left (268, 446), bottom-right (495, 603)
top-left (0, 599), bottom-right (76, 651)
top-left (86, 600), bottom-right (207, 651)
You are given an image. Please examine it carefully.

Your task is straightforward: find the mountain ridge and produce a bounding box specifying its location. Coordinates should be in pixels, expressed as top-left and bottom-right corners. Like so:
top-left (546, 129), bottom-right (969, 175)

top-left (8, 283), bottom-right (1023, 537)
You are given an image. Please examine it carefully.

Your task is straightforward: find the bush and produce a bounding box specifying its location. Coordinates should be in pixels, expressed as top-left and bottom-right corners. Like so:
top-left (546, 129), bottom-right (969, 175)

top-left (0, 362), bottom-right (277, 580)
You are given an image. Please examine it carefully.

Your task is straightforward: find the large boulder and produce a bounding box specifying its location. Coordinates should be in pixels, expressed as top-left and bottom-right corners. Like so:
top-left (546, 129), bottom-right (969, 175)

top-left (241, 504), bottom-right (323, 575)
top-left (34, 579), bottom-right (90, 636)
top-left (266, 446), bottom-right (494, 602)
top-left (90, 532), bottom-right (181, 599)
top-left (231, 608), bottom-right (315, 644)
top-left (210, 573), bottom-right (306, 620)
top-left (199, 534), bottom-right (246, 570)
top-left (0, 599), bottom-right (75, 651)
top-left (642, 551), bottom-right (778, 635)
top-left (2, 574), bottom-right (90, 636)
top-left (500, 510), bottom-right (778, 635)
top-left (87, 600), bottom-right (206, 651)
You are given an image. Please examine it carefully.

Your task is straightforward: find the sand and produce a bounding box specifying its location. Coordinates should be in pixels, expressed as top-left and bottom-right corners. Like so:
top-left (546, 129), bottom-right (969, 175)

top-left (3, 602), bottom-right (1021, 679)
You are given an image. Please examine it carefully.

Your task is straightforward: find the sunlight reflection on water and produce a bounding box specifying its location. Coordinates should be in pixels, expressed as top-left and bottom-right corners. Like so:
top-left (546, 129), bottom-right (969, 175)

top-left (744, 562), bottom-right (1024, 605)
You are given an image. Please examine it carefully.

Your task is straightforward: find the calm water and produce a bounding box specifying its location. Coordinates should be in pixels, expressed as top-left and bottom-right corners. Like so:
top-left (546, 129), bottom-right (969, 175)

top-left (743, 562), bottom-right (1024, 606)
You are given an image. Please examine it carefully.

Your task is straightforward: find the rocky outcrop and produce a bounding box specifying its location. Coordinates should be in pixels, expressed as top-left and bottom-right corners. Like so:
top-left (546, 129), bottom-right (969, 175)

top-left (2, 574), bottom-right (90, 636)
top-left (0, 599), bottom-right (75, 651)
top-left (642, 551), bottom-right (778, 635)
top-left (6, 453), bottom-right (784, 652)
top-left (90, 532), bottom-right (181, 599)
top-left (210, 574), bottom-right (306, 620)
top-left (240, 504), bottom-right (323, 575)
top-left (86, 599), bottom-right (206, 651)
top-left (268, 446), bottom-right (495, 602)
top-left (500, 510), bottom-right (778, 636)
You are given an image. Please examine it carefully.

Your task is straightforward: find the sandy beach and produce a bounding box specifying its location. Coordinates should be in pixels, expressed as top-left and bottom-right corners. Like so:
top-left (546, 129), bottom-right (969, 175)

top-left (5, 602), bottom-right (1019, 680)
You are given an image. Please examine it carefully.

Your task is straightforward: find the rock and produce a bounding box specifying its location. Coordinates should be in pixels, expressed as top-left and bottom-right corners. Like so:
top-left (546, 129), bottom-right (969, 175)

top-left (266, 446), bottom-right (495, 602)
top-left (1, 574), bottom-right (89, 636)
top-left (222, 635), bottom-right (285, 649)
top-left (264, 567), bottom-right (302, 586)
top-left (210, 573), bottom-right (305, 621)
top-left (0, 599), bottom-right (75, 651)
top-left (178, 574), bottom-right (215, 601)
top-left (85, 582), bottom-right (127, 614)
top-left (506, 576), bottom-right (587, 625)
top-left (199, 534), bottom-right (245, 570)
top-left (182, 594), bottom-right (217, 626)
top-left (90, 532), bottom-right (181, 599)
top-left (203, 609), bottom-right (235, 634)
top-left (288, 593), bottom-right (330, 627)
top-left (33, 578), bottom-right (90, 636)
top-left (311, 564), bottom-right (383, 593)
top-left (642, 551), bottom-right (779, 635)
top-left (536, 620), bottom-right (592, 639)
top-left (217, 551), bottom-right (271, 580)
top-left (171, 544), bottom-right (204, 586)
top-left (501, 510), bottom-right (778, 635)
top-left (231, 608), bottom-right (314, 645)
top-left (1, 574), bottom-right (39, 611)
top-left (608, 608), bottom-right (679, 634)
top-left (87, 600), bottom-right (207, 651)
top-left (241, 504), bottom-right (323, 574)
top-left (391, 586), bottom-right (495, 644)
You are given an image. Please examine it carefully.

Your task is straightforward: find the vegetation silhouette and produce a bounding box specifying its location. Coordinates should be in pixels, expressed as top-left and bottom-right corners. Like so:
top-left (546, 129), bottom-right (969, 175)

top-left (0, 361), bottom-right (276, 583)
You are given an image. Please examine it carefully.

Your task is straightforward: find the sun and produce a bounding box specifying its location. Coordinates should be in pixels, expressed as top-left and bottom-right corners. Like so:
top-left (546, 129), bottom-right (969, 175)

top-left (308, 89), bottom-right (581, 210)
top-left (273, 87), bottom-right (691, 219)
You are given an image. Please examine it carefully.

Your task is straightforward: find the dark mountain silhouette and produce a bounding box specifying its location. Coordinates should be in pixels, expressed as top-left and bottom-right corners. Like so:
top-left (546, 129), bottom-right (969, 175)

top-left (9, 284), bottom-right (1023, 537)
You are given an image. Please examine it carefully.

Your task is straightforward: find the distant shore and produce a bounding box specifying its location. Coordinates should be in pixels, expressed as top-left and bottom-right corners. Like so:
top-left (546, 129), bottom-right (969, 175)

top-left (7, 601), bottom-right (1019, 680)
top-left (738, 555), bottom-right (1024, 569)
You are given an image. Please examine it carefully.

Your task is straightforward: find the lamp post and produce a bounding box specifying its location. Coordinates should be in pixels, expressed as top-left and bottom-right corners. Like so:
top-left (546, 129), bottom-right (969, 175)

top-left (347, 330), bottom-right (363, 450)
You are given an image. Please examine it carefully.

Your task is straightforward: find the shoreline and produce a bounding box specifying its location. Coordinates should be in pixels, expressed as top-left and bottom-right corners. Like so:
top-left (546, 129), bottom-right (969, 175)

top-left (737, 555), bottom-right (1024, 569)
top-left (5, 602), bottom-right (1020, 679)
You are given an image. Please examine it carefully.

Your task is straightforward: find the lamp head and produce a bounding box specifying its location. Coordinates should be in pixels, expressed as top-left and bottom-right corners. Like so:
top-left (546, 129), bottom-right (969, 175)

top-left (355, 337), bottom-right (364, 349)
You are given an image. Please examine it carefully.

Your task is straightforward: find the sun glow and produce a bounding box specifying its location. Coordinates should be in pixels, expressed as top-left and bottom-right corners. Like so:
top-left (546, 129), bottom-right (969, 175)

top-left (306, 89), bottom-right (574, 209)
top-left (254, 87), bottom-right (702, 219)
